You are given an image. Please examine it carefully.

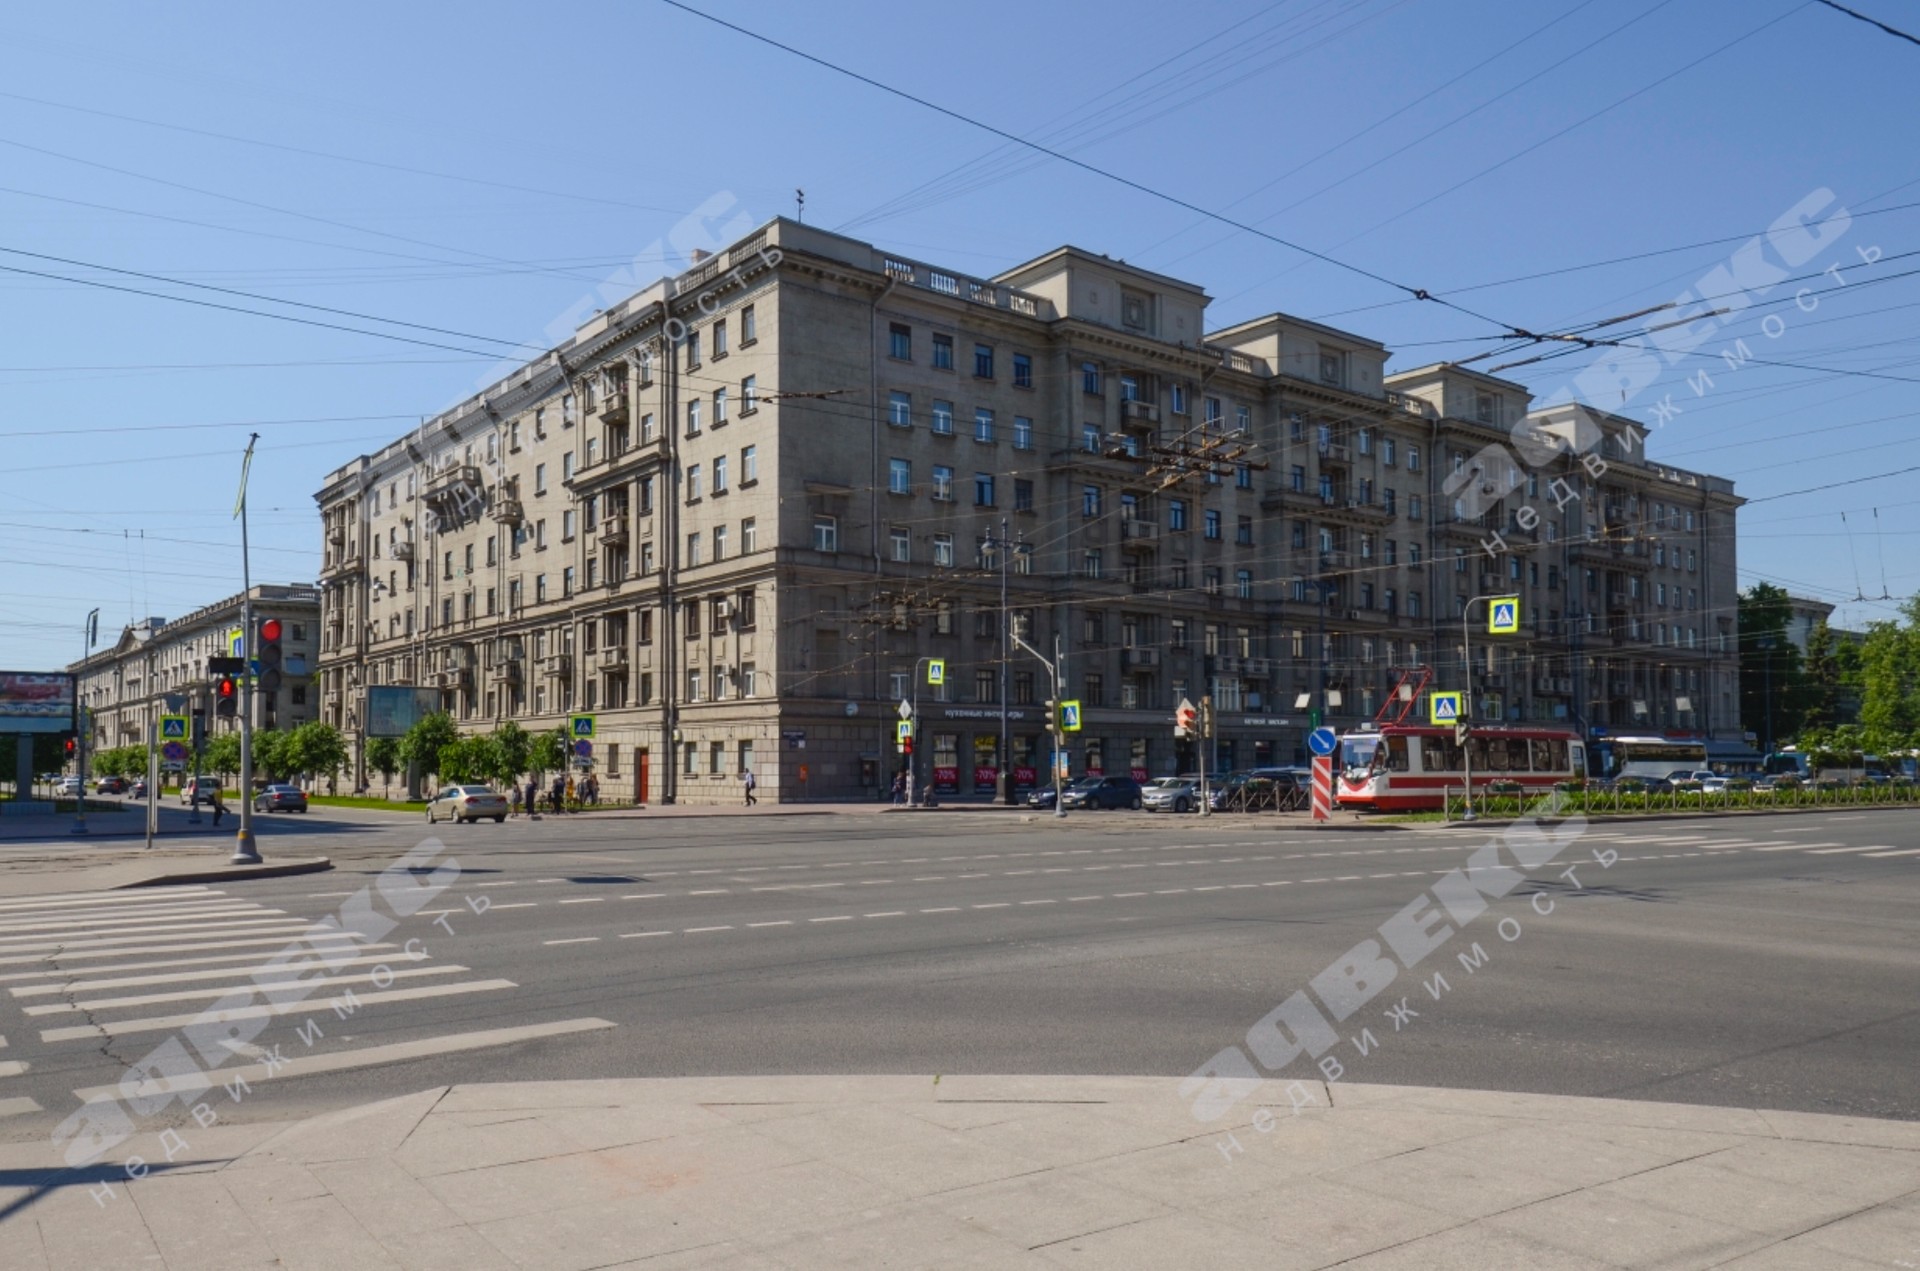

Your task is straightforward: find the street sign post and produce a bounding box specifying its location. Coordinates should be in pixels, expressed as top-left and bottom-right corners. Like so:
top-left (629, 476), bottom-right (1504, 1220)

top-left (1429, 692), bottom-right (1463, 725)
top-left (1308, 726), bottom-right (1339, 757)
top-left (161, 741), bottom-right (187, 764)
top-left (896, 699), bottom-right (913, 720)
top-left (573, 740), bottom-right (593, 758)
top-left (569, 714), bottom-right (596, 739)
top-left (1311, 755), bottom-right (1334, 822)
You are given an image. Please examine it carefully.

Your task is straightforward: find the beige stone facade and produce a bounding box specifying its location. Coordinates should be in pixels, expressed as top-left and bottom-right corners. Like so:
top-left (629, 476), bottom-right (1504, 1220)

top-left (70, 584), bottom-right (321, 753)
top-left (313, 219), bottom-right (1742, 803)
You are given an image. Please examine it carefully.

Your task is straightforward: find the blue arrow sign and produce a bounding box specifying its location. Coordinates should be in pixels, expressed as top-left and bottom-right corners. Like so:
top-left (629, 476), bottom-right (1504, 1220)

top-left (1308, 726), bottom-right (1339, 757)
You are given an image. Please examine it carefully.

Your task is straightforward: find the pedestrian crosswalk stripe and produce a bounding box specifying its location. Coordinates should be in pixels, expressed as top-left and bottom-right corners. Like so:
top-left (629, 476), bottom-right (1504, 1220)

top-left (1862, 847), bottom-right (1920, 858)
top-left (0, 930), bottom-right (378, 968)
top-left (71, 1017), bottom-right (617, 1106)
top-left (1805, 846), bottom-right (1894, 855)
top-left (0, 905), bottom-right (283, 935)
top-left (41, 978), bottom-right (519, 1043)
top-left (0, 1097), bottom-right (41, 1119)
top-left (0, 887), bottom-right (220, 913)
top-left (0, 918), bottom-right (315, 954)
top-left (23, 963), bottom-right (471, 1016)
top-left (0, 1060), bottom-right (25, 1077)
top-left (8, 951), bottom-right (410, 997)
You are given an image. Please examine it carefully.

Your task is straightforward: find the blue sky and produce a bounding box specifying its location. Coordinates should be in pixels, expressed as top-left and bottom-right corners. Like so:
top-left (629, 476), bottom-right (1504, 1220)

top-left (3, 0), bottom-right (1915, 669)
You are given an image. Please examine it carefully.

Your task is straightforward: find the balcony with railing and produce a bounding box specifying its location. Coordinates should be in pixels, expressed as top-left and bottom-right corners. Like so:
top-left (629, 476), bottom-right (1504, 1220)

top-left (599, 646), bottom-right (630, 671)
top-left (880, 255), bottom-right (1049, 318)
top-left (540, 653), bottom-right (572, 679)
top-left (1119, 517), bottom-right (1160, 550)
top-left (1123, 647), bottom-right (1160, 668)
top-left (600, 519), bottom-right (630, 549)
top-left (599, 389), bottom-right (629, 426)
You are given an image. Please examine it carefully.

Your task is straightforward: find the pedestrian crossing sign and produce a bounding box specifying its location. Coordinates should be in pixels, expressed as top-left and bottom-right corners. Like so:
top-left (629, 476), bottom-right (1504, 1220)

top-left (570, 714), bottom-right (595, 738)
top-left (927, 659), bottom-right (945, 686)
top-left (228, 627), bottom-right (245, 658)
top-left (1429, 691), bottom-right (1463, 725)
top-left (1059, 701), bottom-right (1082, 732)
top-left (1488, 596), bottom-right (1521, 635)
top-left (896, 721), bottom-right (913, 744)
top-left (159, 715), bottom-right (189, 741)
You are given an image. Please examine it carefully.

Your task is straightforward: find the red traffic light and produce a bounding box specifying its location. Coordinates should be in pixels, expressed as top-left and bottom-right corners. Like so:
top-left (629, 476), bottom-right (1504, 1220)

top-left (217, 677), bottom-right (237, 698)
top-left (259, 617), bottom-right (283, 643)
top-left (65, 739), bottom-right (75, 755)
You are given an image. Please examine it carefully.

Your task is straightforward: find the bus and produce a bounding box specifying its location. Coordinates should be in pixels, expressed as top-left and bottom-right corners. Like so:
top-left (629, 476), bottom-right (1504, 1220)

top-left (1590, 735), bottom-right (1708, 782)
top-left (1337, 724), bottom-right (1585, 811)
top-left (1763, 749), bottom-right (1888, 784)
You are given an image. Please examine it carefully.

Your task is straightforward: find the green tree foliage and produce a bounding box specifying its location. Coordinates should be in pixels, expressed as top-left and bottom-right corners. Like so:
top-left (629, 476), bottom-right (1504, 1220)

top-left (492, 720), bottom-right (533, 787)
top-left (1737, 583), bottom-right (1812, 748)
top-left (1802, 620), bottom-right (1841, 731)
top-left (366, 736), bottom-right (402, 791)
top-left (287, 722), bottom-right (348, 789)
top-left (251, 729), bottom-right (287, 782)
top-left (1858, 596), bottom-right (1920, 742)
top-left (204, 731), bottom-right (242, 778)
top-left (530, 726), bottom-right (571, 780)
top-left (399, 713), bottom-right (459, 781)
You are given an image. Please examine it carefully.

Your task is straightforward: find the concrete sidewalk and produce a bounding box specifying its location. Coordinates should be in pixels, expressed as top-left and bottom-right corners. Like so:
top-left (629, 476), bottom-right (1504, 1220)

top-left (7, 1076), bottom-right (1915, 1268)
top-left (0, 842), bottom-right (330, 894)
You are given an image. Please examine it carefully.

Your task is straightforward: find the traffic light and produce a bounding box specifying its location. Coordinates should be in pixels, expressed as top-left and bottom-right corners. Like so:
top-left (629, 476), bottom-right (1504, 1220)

top-left (256, 616), bottom-right (284, 694)
top-left (215, 676), bottom-right (238, 718)
top-left (901, 735), bottom-right (913, 757)
top-left (64, 738), bottom-right (75, 758)
top-left (1174, 701), bottom-right (1197, 738)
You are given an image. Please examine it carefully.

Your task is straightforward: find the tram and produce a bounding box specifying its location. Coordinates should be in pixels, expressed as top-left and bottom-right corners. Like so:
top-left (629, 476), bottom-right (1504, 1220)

top-left (1336, 723), bottom-right (1587, 811)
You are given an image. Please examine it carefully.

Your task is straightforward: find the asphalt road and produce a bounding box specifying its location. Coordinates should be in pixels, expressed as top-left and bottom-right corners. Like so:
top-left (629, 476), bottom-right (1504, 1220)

top-left (1, 804), bottom-right (1915, 1156)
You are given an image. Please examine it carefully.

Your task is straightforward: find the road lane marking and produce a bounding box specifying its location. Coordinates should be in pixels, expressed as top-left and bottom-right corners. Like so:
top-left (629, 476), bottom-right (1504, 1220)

top-left (620, 932), bottom-right (669, 939)
top-left (1862, 847), bottom-right (1920, 857)
top-left (748, 921), bottom-right (793, 928)
top-left (807, 916), bottom-right (852, 924)
top-left (23, 964), bottom-right (471, 1015)
top-left (559, 897), bottom-right (607, 904)
top-left (544, 938), bottom-right (600, 946)
top-left (920, 907), bottom-right (960, 913)
top-left (864, 912), bottom-right (905, 918)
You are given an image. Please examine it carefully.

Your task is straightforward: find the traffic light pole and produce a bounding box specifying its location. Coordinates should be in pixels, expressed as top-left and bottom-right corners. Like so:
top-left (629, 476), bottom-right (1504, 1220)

top-left (72, 608), bottom-right (98, 836)
top-left (232, 435), bottom-right (262, 865)
top-left (1010, 628), bottom-right (1066, 818)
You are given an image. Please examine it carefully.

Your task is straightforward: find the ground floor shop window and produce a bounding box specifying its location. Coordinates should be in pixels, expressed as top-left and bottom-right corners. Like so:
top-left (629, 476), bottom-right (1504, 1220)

top-left (972, 734), bottom-right (999, 793)
top-left (932, 732), bottom-right (959, 792)
top-left (1129, 738), bottom-right (1149, 782)
top-left (1085, 739), bottom-right (1105, 777)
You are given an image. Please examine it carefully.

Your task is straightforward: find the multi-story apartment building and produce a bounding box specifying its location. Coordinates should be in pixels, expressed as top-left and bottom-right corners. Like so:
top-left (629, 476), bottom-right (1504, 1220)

top-left (70, 585), bottom-right (321, 751)
top-left (313, 219), bottom-right (1743, 803)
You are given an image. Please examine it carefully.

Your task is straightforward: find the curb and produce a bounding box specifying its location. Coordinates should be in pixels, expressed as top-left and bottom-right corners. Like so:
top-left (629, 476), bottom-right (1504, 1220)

top-left (116, 856), bottom-right (334, 889)
top-left (1414, 803), bottom-right (1920, 829)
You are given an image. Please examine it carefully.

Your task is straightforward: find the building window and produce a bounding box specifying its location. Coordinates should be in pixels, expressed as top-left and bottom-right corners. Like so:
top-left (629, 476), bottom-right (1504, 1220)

top-left (1170, 384), bottom-right (1187, 415)
top-left (741, 305), bottom-right (756, 343)
top-left (686, 533), bottom-right (701, 567)
top-left (932, 465), bottom-right (954, 501)
top-left (890, 527), bottom-right (911, 562)
top-left (1083, 485), bottom-right (1102, 518)
top-left (932, 333), bottom-right (953, 369)
top-left (974, 408), bottom-right (995, 443)
top-left (889, 323), bottom-right (911, 360)
top-left (1237, 569), bottom-right (1253, 599)
top-left (1236, 516), bottom-right (1253, 545)
top-left (562, 567), bottom-right (575, 596)
top-left (741, 518), bottom-right (757, 553)
top-left (889, 458), bottom-right (912, 495)
top-left (973, 472), bottom-right (995, 507)
top-left (713, 388), bottom-right (728, 424)
top-left (1012, 416), bottom-right (1033, 449)
top-left (742, 444), bottom-right (757, 483)
top-left (1409, 494), bottom-right (1423, 521)
top-left (534, 463), bottom-right (547, 495)
top-left (933, 533), bottom-right (954, 567)
top-left (712, 319), bottom-right (728, 358)
top-left (1235, 465), bottom-right (1252, 490)
top-left (712, 524), bottom-right (727, 560)
top-left (932, 400), bottom-right (954, 435)
top-left (742, 375), bottom-right (758, 412)
top-left (1204, 510), bottom-right (1222, 540)
top-left (713, 454), bottom-right (729, 493)
top-left (687, 399), bottom-right (703, 436)
top-left (1011, 352), bottom-right (1033, 388)
top-left (1082, 423), bottom-right (1102, 452)
top-left (889, 391), bottom-right (912, 427)
top-left (812, 516), bottom-right (838, 553)
top-left (686, 464), bottom-right (702, 501)
top-left (1168, 499), bottom-right (1188, 531)
top-left (1407, 445), bottom-right (1422, 471)
top-left (1082, 361), bottom-right (1101, 394)
top-left (1382, 438), bottom-right (1397, 466)
top-left (973, 343), bottom-right (994, 378)
top-left (1084, 548), bottom-right (1103, 579)
top-left (1014, 478), bottom-right (1033, 512)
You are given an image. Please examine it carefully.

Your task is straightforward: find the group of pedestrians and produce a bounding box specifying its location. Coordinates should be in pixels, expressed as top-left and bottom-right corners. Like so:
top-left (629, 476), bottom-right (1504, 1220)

top-left (515, 772), bottom-right (599, 816)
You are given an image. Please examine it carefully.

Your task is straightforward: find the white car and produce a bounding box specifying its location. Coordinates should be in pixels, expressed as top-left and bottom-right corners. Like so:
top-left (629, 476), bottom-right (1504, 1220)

top-left (426, 785), bottom-right (509, 824)
top-left (56, 776), bottom-right (83, 796)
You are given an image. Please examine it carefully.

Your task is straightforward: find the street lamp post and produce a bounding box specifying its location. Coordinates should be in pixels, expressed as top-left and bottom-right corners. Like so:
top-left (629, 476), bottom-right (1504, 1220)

top-left (73, 608), bottom-right (99, 836)
top-left (1758, 636), bottom-right (1777, 756)
top-left (982, 518), bottom-right (1029, 806)
top-left (1011, 627), bottom-right (1066, 818)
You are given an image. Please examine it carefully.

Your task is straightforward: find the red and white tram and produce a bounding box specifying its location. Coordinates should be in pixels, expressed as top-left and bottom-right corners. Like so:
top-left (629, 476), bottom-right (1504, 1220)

top-left (1336, 724), bottom-right (1587, 812)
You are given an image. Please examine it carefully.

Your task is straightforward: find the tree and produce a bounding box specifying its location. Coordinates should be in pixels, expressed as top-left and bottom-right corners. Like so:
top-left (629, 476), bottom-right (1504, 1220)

top-left (204, 731), bottom-right (242, 779)
top-left (1803, 620), bottom-right (1841, 731)
top-left (1737, 583), bottom-right (1810, 748)
top-left (288, 722), bottom-right (348, 792)
top-left (399, 713), bottom-right (459, 782)
top-left (252, 729), bottom-right (287, 782)
top-left (530, 726), bottom-right (571, 782)
top-left (492, 720), bottom-right (533, 789)
top-left (1858, 599), bottom-right (1920, 742)
top-left (435, 735), bottom-right (500, 785)
top-left (366, 736), bottom-right (402, 795)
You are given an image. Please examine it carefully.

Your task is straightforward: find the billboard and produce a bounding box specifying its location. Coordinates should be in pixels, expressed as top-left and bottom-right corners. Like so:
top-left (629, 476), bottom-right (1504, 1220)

top-left (0, 673), bottom-right (75, 735)
top-left (365, 686), bottom-right (443, 738)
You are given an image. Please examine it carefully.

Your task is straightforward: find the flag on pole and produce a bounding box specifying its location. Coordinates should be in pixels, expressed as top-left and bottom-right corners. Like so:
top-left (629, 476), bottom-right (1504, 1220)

top-left (234, 434), bottom-right (257, 518)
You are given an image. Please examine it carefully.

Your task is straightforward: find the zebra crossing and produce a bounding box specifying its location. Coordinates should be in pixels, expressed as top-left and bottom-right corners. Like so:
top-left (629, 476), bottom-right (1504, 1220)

top-left (0, 884), bottom-right (612, 1118)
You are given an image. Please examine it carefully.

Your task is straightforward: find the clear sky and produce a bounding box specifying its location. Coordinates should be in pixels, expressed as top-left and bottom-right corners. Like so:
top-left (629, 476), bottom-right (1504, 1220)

top-left (3, 0), bottom-right (1915, 669)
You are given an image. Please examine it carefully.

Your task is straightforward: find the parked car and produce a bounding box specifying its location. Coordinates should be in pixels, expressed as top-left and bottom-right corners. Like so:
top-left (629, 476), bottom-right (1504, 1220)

top-left (56, 776), bottom-right (83, 796)
top-left (180, 777), bottom-right (223, 807)
top-left (426, 785), bottom-right (510, 824)
top-left (1141, 777), bottom-right (1200, 814)
top-left (254, 784), bottom-right (309, 813)
top-left (95, 776), bottom-right (128, 795)
top-left (1059, 775), bottom-right (1144, 810)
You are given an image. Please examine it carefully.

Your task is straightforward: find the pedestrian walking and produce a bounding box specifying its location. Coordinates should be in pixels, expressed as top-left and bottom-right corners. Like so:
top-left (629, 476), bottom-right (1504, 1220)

top-left (210, 787), bottom-right (225, 827)
top-left (525, 777), bottom-right (539, 817)
top-left (550, 775), bottom-right (565, 814)
top-left (890, 771), bottom-right (906, 805)
top-left (565, 774), bottom-right (576, 807)
top-left (587, 774), bottom-right (600, 805)
top-left (742, 769), bottom-right (757, 807)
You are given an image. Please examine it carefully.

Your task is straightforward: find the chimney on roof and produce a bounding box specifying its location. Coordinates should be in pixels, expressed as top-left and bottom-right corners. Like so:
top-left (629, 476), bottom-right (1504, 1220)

top-left (690, 249), bottom-right (712, 264)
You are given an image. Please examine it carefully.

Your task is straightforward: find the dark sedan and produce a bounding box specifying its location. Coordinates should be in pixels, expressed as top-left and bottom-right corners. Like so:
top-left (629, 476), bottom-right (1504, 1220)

top-left (1060, 775), bottom-right (1144, 810)
top-left (253, 784), bottom-right (310, 813)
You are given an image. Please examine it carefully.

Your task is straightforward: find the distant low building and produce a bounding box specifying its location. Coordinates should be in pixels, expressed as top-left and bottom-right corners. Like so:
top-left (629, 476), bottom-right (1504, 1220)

top-left (70, 585), bottom-right (321, 752)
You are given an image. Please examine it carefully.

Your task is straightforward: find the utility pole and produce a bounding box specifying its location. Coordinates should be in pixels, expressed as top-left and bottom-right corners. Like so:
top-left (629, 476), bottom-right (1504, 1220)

top-left (72, 607), bottom-right (98, 836)
top-left (983, 518), bottom-right (1029, 806)
top-left (1010, 625), bottom-right (1065, 818)
top-left (1198, 694), bottom-right (1214, 816)
top-left (232, 435), bottom-right (262, 865)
